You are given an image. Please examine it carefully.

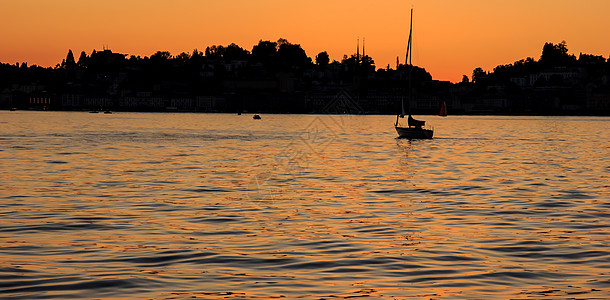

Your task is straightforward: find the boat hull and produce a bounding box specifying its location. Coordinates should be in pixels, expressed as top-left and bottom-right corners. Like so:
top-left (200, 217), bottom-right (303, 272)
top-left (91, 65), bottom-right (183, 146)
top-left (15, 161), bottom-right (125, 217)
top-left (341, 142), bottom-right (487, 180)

top-left (395, 126), bottom-right (433, 139)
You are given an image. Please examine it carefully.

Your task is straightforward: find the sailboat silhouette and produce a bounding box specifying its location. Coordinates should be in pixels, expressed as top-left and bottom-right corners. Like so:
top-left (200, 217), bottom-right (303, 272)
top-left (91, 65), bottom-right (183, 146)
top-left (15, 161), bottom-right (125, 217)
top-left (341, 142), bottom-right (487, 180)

top-left (439, 101), bottom-right (447, 117)
top-left (394, 8), bottom-right (433, 139)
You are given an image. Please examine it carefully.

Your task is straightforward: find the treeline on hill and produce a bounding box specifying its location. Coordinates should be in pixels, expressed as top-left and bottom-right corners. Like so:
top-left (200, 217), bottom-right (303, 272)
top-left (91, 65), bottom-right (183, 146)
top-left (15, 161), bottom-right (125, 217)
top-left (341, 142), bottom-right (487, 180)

top-left (465, 41), bottom-right (610, 114)
top-left (1, 39), bottom-right (609, 114)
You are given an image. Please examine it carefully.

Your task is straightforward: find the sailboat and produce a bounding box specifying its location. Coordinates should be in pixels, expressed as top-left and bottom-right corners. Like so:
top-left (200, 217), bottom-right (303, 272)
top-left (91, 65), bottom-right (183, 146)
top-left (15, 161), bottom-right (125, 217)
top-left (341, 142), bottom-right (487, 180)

top-left (439, 101), bottom-right (447, 117)
top-left (395, 8), bottom-right (433, 139)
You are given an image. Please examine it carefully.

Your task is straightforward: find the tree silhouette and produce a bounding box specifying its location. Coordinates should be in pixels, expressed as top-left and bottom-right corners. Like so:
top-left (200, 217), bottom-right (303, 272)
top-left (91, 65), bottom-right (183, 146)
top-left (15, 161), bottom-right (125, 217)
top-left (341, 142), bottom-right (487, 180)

top-left (540, 41), bottom-right (575, 66)
top-left (315, 51), bottom-right (330, 67)
top-left (77, 51), bottom-right (88, 67)
top-left (276, 40), bottom-right (311, 70)
top-left (175, 52), bottom-right (191, 64)
top-left (223, 43), bottom-right (249, 61)
top-left (360, 55), bottom-right (375, 73)
top-left (151, 51), bottom-right (172, 61)
top-left (472, 67), bottom-right (486, 83)
top-left (251, 40), bottom-right (277, 64)
top-left (63, 49), bottom-right (76, 69)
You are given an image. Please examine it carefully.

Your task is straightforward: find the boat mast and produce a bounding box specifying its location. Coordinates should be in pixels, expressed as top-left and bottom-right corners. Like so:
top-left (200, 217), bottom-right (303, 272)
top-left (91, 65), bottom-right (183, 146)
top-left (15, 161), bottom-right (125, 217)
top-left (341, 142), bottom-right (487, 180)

top-left (397, 8), bottom-right (413, 126)
top-left (406, 8), bottom-right (413, 115)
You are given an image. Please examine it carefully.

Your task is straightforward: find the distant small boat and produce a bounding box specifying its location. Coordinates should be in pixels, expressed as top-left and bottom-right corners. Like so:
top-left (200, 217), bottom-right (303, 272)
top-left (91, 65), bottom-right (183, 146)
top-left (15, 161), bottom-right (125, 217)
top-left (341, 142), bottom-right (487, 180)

top-left (253, 114), bottom-right (261, 119)
top-left (9, 107), bottom-right (16, 111)
top-left (104, 110), bottom-right (112, 114)
top-left (439, 101), bottom-right (447, 117)
top-left (89, 111), bottom-right (99, 113)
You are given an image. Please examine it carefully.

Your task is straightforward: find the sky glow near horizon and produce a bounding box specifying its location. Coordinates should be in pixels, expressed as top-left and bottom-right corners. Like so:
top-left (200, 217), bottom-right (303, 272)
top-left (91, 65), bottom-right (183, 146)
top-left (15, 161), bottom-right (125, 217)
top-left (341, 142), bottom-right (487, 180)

top-left (2, 0), bottom-right (609, 82)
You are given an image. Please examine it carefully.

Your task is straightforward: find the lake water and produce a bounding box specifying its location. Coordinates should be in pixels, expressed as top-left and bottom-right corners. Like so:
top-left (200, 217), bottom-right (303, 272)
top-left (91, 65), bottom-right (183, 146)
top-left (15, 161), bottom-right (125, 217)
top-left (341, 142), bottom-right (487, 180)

top-left (1, 111), bottom-right (609, 299)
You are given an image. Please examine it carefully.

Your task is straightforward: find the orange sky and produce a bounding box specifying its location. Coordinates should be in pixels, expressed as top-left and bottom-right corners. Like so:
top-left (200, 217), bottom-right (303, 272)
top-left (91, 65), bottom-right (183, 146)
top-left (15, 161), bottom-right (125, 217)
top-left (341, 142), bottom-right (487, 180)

top-left (2, 0), bottom-right (609, 82)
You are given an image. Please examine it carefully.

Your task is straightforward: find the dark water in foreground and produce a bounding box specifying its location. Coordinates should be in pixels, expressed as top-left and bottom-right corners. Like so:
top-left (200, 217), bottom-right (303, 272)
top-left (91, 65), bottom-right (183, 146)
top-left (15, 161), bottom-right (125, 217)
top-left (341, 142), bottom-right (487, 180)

top-left (1, 112), bottom-right (609, 299)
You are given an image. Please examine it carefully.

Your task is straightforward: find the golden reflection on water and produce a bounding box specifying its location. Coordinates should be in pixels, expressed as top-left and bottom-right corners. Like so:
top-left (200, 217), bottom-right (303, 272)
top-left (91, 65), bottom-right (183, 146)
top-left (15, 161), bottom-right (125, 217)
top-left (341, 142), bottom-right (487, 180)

top-left (0, 112), bottom-right (609, 299)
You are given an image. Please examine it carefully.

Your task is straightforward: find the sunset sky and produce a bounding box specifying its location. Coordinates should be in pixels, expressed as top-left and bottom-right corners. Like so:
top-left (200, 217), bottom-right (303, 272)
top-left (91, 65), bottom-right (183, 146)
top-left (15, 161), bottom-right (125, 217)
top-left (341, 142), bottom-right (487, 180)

top-left (2, 0), bottom-right (609, 82)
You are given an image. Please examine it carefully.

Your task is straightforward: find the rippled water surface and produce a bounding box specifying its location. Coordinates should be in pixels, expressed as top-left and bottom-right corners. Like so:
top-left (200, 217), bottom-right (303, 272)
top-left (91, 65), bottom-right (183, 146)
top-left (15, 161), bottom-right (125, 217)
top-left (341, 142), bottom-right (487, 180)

top-left (1, 111), bottom-right (609, 299)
